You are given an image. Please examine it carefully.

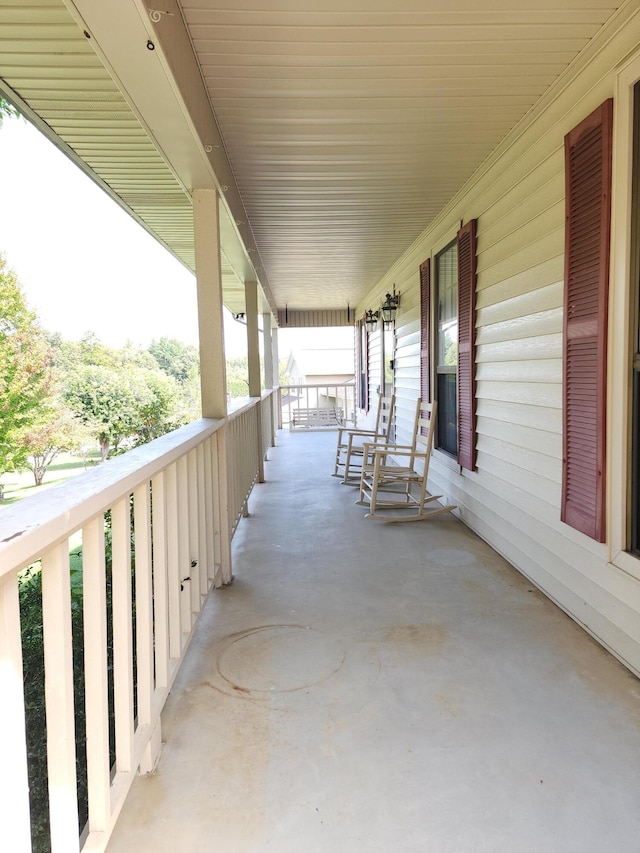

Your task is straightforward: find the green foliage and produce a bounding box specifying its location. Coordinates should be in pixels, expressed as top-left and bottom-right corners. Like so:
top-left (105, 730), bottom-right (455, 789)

top-left (149, 337), bottom-right (199, 384)
top-left (19, 403), bottom-right (91, 486)
top-left (64, 364), bottom-right (139, 460)
top-left (0, 255), bottom-right (54, 487)
top-left (63, 363), bottom-right (184, 460)
top-left (132, 368), bottom-right (182, 445)
top-left (0, 96), bottom-right (20, 127)
top-left (226, 356), bottom-right (250, 398)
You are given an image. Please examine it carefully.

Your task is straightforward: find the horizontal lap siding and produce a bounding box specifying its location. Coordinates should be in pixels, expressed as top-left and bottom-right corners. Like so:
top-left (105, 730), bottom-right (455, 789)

top-left (355, 13), bottom-right (640, 675)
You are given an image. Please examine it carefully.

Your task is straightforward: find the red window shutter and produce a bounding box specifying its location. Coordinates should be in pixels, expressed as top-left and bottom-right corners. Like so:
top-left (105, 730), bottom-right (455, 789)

top-left (457, 219), bottom-right (477, 471)
top-left (364, 324), bottom-right (370, 412)
top-left (419, 258), bottom-right (431, 403)
top-left (562, 99), bottom-right (613, 542)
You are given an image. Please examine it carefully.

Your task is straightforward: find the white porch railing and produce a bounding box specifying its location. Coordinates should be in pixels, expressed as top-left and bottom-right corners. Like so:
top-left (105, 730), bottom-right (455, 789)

top-left (279, 382), bottom-right (356, 430)
top-left (0, 392), bottom-right (275, 853)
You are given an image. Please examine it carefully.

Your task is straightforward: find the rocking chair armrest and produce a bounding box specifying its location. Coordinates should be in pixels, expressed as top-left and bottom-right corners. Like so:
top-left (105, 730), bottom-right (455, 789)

top-left (347, 428), bottom-right (382, 439)
top-left (337, 426), bottom-right (374, 442)
top-left (345, 429), bottom-right (385, 449)
top-left (373, 448), bottom-right (428, 460)
top-left (361, 441), bottom-right (412, 464)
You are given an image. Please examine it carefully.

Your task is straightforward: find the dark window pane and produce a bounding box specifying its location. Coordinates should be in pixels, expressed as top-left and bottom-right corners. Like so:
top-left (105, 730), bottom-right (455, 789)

top-left (437, 373), bottom-right (457, 456)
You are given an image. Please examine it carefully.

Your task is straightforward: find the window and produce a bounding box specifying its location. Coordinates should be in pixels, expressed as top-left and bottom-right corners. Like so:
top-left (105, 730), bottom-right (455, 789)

top-left (357, 320), bottom-right (369, 411)
top-left (382, 326), bottom-right (394, 396)
top-left (425, 222), bottom-right (477, 466)
top-left (435, 240), bottom-right (458, 455)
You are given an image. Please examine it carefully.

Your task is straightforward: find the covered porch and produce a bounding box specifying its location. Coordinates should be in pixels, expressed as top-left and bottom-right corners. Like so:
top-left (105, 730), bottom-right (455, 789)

top-left (105, 428), bottom-right (640, 853)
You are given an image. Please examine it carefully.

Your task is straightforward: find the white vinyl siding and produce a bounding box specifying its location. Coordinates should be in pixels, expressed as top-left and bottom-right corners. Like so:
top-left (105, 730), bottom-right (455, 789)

top-left (355, 11), bottom-right (640, 676)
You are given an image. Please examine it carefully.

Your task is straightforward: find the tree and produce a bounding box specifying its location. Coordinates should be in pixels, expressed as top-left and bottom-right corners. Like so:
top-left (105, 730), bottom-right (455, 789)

top-left (0, 255), bottom-right (54, 498)
top-left (226, 356), bottom-right (250, 399)
top-left (64, 365), bottom-right (141, 461)
top-left (64, 363), bottom-right (185, 460)
top-left (131, 368), bottom-right (182, 445)
top-left (0, 97), bottom-right (20, 127)
top-left (19, 404), bottom-right (91, 486)
top-left (148, 337), bottom-right (199, 384)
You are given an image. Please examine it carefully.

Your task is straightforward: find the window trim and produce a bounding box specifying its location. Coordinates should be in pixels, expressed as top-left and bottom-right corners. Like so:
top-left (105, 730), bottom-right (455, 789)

top-left (432, 229), bottom-right (460, 459)
top-left (431, 236), bottom-right (460, 456)
top-left (610, 51), bottom-right (640, 579)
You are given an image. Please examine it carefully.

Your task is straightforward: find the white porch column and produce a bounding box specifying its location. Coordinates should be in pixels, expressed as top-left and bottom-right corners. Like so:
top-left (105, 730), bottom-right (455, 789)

top-left (194, 189), bottom-right (227, 419)
top-left (272, 326), bottom-right (280, 388)
top-left (245, 281), bottom-right (265, 483)
top-left (245, 281), bottom-right (261, 398)
top-left (263, 312), bottom-right (274, 390)
top-left (271, 324), bottom-right (282, 430)
top-left (193, 189), bottom-right (232, 583)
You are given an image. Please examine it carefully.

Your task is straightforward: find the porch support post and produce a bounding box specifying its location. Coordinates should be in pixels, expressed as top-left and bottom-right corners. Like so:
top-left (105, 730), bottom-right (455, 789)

top-left (193, 188), bottom-right (232, 584)
top-left (246, 280), bottom-right (265, 483)
top-left (263, 312), bottom-right (274, 390)
top-left (246, 281), bottom-right (261, 398)
top-left (272, 326), bottom-right (280, 389)
top-left (262, 314), bottom-right (280, 447)
top-left (271, 326), bottom-right (280, 438)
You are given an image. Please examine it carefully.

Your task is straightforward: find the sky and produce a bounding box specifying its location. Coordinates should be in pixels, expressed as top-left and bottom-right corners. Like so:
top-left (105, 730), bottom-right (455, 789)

top-left (0, 115), bottom-right (249, 355)
top-left (0, 115), bottom-right (353, 360)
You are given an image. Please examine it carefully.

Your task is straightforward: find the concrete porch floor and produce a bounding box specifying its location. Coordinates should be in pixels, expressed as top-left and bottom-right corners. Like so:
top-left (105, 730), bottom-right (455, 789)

top-left (106, 429), bottom-right (640, 853)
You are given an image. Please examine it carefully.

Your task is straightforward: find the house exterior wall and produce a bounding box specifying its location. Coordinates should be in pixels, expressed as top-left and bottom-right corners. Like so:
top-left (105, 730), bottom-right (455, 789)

top-left (357, 8), bottom-right (640, 676)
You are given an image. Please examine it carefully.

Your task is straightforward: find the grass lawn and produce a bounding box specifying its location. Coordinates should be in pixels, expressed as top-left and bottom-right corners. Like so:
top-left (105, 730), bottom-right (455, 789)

top-left (0, 451), bottom-right (101, 506)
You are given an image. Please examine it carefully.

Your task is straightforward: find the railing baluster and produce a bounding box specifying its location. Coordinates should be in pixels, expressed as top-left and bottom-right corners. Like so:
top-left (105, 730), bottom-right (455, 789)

top-left (133, 484), bottom-right (153, 729)
top-left (41, 540), bottom-right (80, 853)
top-left (165, 462), bottom-right (181, 660)
top-left (151, 471), bottom-right (169, 691)
top-left (177, 454), bottom-right (190, 640)
top-left (82, 517), bottom-right (110, 835)
top-left (111, 497), bottom-right (134, 775)
top-left (216, 427), bottom-right (233, 585)
top-left (196, 442), bottom-right (209, 596)
top-left (0, 571), bottom-right (32, 853)
top-left (203, 436), bottom-right (215, 585)
top-left (188, 448), bottom-right (201, 612)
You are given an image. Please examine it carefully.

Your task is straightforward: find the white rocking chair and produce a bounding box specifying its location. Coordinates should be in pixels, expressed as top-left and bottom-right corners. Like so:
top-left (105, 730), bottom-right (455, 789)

top-left (332, 393), bottom-right (395, 484)
top-left (356, 399), bottom-right (456, 522)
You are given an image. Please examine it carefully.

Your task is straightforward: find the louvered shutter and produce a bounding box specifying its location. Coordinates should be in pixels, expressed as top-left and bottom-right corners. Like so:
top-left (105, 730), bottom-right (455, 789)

top-left (363, 323), bottom-right (370, 412)
top-left (562, 99), bottom-right (613, 542)
top-left (457, 219), bottom-right (477, 471)
top-left (419, 258), bottom-right (431, 404)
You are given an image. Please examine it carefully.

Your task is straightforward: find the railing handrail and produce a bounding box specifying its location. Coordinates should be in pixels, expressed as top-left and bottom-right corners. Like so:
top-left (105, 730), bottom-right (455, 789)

top-left (0, 390), bottom-right (280, 578)
top-left (280, 381), bottom-right (356, 390)
top-left (0, 418), bottom-right (224, 579)
top-left (0, 391), bottom-right (278, 580)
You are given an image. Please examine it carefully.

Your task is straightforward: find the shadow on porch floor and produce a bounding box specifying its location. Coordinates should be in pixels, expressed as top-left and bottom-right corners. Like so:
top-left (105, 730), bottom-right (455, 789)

top-left (106, 429), bottom-right (640, 853)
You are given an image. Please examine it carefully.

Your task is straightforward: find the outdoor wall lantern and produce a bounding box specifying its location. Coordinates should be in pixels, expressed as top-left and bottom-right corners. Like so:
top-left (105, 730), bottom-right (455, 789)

top-left (365, 309), bottom-right (379, 333)
top-left (381, 289), bottom-right (400, 329)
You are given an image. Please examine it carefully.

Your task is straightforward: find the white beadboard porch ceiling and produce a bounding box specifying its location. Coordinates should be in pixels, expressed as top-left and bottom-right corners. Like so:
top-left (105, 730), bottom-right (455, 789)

top-left (0, 0), bottom-right (625, 319)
